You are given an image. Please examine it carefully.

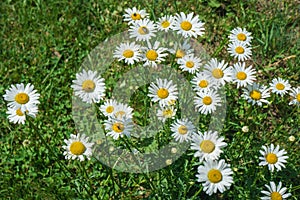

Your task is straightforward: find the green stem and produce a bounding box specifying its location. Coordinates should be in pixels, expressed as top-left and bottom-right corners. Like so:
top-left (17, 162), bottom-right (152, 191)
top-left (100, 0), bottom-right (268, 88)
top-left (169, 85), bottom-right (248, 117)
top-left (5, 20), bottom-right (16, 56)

top-left (27, 117), bottom-right (84, 198)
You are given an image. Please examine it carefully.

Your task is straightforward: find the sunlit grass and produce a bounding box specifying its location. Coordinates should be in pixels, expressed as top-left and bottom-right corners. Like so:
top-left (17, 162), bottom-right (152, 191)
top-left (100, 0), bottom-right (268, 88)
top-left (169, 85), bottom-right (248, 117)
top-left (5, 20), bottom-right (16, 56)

top-left (1, 0), bottom-right (299, 199)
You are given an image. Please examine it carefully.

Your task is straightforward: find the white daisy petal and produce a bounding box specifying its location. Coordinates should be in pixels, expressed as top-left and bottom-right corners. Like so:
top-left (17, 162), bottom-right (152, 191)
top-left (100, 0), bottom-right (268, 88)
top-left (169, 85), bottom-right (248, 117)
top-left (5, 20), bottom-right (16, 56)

top-left (288, 87), bottom-right (300, 106)
top-left (113, 42), bottom-right (142, 65)
top-left (173, 12), bottom-right (205, 38)
top-left (231, 62), bottom-right (256, 88)
top-left (6, 106), bottom-right (38, 125)
top-left (170, 118), bottom-right (196, 143)
top-left (242, 83), bottom-right (270, 106)
top-left (71, 69), bottom-right (106, 104)
top-left (177, 53), bottom-right (202, 74)
top-left (203, 58), bottom-right (232, 86)
top-left (123, 7), bottom-right (149, 24)
top-left (4, 83), bottom-right (40, 112)
top-left (196, 159), bottom-right (233, 196)
top-left (156, 15), bottom-right (175, 32)
top-left (62, 134), bottom-right (94, 161)
top-left (258, 144), bottom-right (288, 172)
top-left (194, 89), bottom-right (222, 115)
top-left (227, 41), bottom-right (252, 61)
top-left (141, 41), bottom-right (168, 68)
top-left (148, 78), bottom-right (178, 107)
top-left (261, 181), bottom-right (291, 200)
top-left (228, 27), bottom-right (253, 45)
top-left (129, 18), bottom-right (157, 41)
top-left (191, 130), bottom-right (227, 162)
top-left (104, 115), bottom-right (133, 140)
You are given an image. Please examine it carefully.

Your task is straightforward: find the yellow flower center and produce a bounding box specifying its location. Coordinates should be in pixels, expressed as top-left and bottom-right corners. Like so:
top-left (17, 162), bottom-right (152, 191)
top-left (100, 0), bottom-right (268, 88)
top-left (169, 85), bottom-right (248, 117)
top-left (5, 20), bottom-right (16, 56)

top-left (161, 20), bottom-right (170, 28)
top-left (186, 61), bottom-right (194, 68)
top-left (199, 80), bottom-right (208, 88)
top-left (207, 169), bottom-right (222, 183)
top-left (200, 140), bottom-right (215, 153)
top-left (275, 83), bottom-right (285, 91)
top-left (297, 93), bottom-right (300, 102)
top-left (236, 71), bottom-right (247, 80)
top-left (270, 192), bottom-right (282, 200)
top-left (178, 125), bottom-right (188, 135)
top-left (106, 106), bottom-right (114, 113)
top-left (175, 49), bottom-right (185, 58)
top-left (138, 26), bottom-right (149, 35)
top-left (123, 49), bottom-right (134, 58)
top-left (157, 88), bottom-right (169, 99)
top-left (250, 90), bottom-right (261, 100)
top-left (202, 96), bottom-right (212, 105)
top-left (266, 153), bottom-right (278, 164)
top-left (212, 68), bottom-right (224, 79)
top-left (146, 50), bottom-right (158, 61)
top-left (115, 111), bottom-right (126, 118)
top-left (70, 141), bottom-right (86, 155)
top-left (15, 93), bottom-right (29, 104)
top-left (131, 13), bottom-right (141, 20)
top-left (16, 108), bottom-right (24, 116)
top-left (237, 33), bottom-right (246, 41)
top-left (180, 21), bottom-right (192, 31)
top-left (112, 122), bottom-right (125, 133)
top-left (235, 46), bottom-right (245, 54)
top-left (163, 109), bottom-right (173, 117)
top-left (168, 99), bottom-right (176, 105)
top-left (82, 80), bottom-right (96, 93)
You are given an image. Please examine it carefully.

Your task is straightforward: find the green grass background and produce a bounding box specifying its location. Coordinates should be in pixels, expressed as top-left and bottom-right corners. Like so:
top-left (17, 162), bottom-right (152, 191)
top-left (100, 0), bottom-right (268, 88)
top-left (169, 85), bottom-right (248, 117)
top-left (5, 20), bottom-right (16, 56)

top-left (1, 0), bottom-right (299, 199)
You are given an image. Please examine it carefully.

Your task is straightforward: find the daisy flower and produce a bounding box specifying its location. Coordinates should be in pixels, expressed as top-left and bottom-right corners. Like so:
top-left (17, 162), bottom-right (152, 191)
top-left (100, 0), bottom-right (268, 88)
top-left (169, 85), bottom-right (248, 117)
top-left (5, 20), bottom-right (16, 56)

top-left (142, 41), bottom-right (168, 68)
top-left (191, 72), bottom-right (217, 92)
top-left (113, 102), bottom-right (134, 119)
top-left (6, 106), bottom-right (38, 125)
top-left (196, 159), bottom-right (234, 196)
top-left (190, 130), bottom-right (227, 162)
top-left (289, 87), bottom-right (300, 106)
top-left (269, 77), bottom-right (291, 96)
top-left (169, 40), bottom-right (194, 59)
top-left (3, 83), bottom-right (40, 112)
top-left (259, 143), bottom-right (288, 172)
top-left (104, 115), bottom-right (133, 140)
top-left (203, 58), bottom-right (232, 86)
top-left (194, 90), bottom-right (222, 115)
top-left (99, 99), bottom-right (118, 117)
top-left (156, 15), bottom-right (175, 32)
top-left (173, 12), bottom-right (205, 38)
top-left (129, 18), bottom-right (157, 41)
top-left (227, 41), bottom-right (252, 61)
top-left (113, 42), bottom-right (141, 65)
top-left (228, 27), bottom-right (253, 45)
top-left (170, 118), bottom-right (196, 143)
top-left (123, 7), bottom-right (148, 24)
top-left (261, 181), bottom-right (291, 200)
top-left (63, 134), bottom-right (94, 161)
top-left (71, 69), bottom-right (106, 104)
top-left (242, 83), bottom-right (270, 106)
top-left (157, 106), bottom-right (177, 123)
top-left (231, 62), bottom-right (256, 88)
top-left (148, 78), bottom-right (178, 107)
top-left (177, 54), bottom-right (202, 74)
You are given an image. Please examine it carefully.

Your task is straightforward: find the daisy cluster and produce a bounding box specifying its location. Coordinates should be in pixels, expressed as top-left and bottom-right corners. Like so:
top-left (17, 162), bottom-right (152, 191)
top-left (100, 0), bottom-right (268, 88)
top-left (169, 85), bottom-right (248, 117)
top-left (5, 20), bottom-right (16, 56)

top-left (258, 144), bottom-right (291, 199)
top-left (3, 5), bottom-right (297, 198)
top-left (119, 7), bottom-right (236, 196)
top-left (3, 83), bottom-right (40, 124)
top-left (226, 27), bottom-right (299, 107)
top-left (2, 82), bottom-right (96, 162)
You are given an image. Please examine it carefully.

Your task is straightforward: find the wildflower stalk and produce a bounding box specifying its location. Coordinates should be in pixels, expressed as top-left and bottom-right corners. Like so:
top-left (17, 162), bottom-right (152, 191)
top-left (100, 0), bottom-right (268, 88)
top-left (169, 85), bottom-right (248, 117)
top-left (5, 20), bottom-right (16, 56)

top-left (77, 160), bottom-right (94, 197)
top-left (27, 117), bottom-right (84, 198)
top-left (121, 137), bottom-right (158, 199)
